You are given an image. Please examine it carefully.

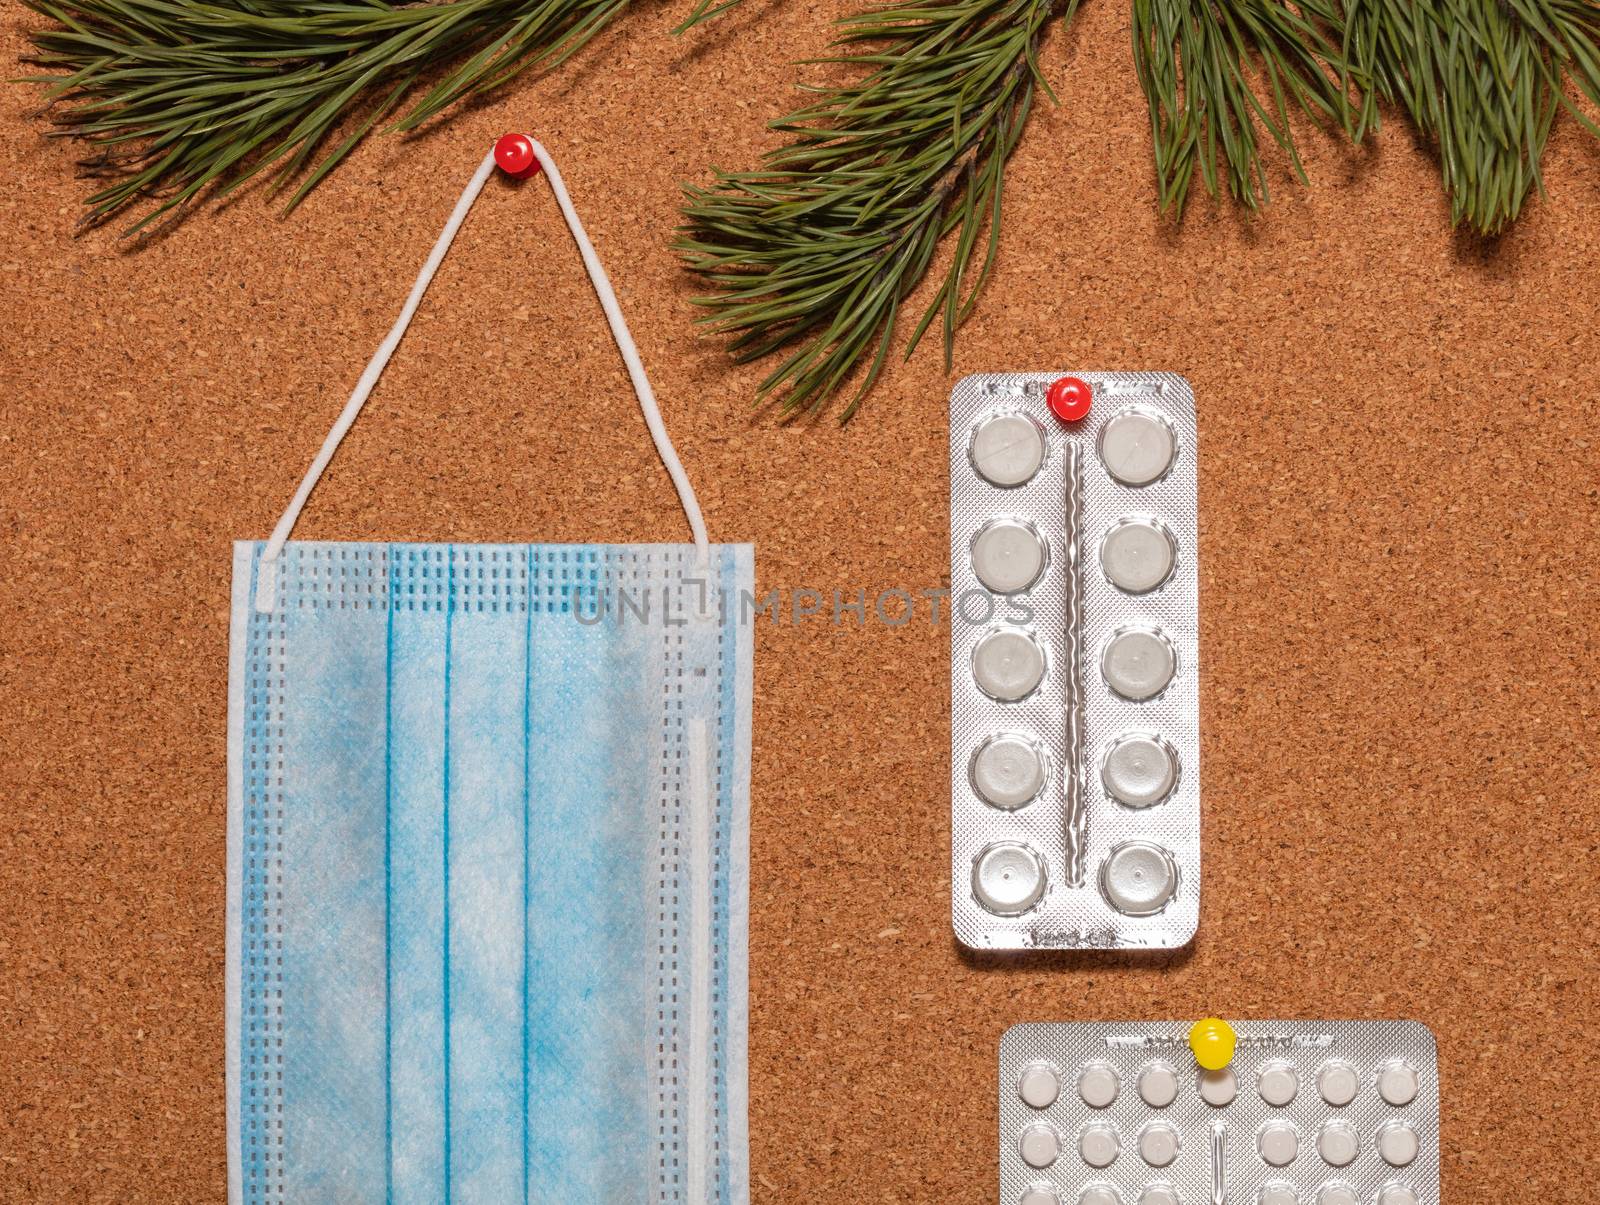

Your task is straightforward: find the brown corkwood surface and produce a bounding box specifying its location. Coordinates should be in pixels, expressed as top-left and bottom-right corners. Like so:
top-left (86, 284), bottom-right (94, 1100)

top-left (2, 0), bottom-right (1597, 1198)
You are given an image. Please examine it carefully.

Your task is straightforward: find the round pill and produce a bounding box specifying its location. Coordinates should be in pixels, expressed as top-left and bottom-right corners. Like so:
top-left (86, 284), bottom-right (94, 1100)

top-left (1139, 1188), bottom-right (1178, 1205)
top-left (1099, 408), bottom-right (1176, 486)
top-left (1258, 1183), bottom-right (1299, 1205)
top-left (972, 735), bottom-right (1048, 810)
top-left (973, 843), bottom-right (1046, 916)
top-left (1100, 519), bottom-right (1176, 593)
top-left (1317, 1060), bottom-right (1360, 1107)
top-left (1100, 841), bottom-right (1179, 916)
top-left (1198, 1066), bottom-right (1238, 1107)
top-left (1258, 1061), bottom-right (1300, 1108)
top-left (1317, 1185), bottom-right (1359, 1205)
top-left (1018, 1064), bottom-right (1061, 1109)
top-left (1139, 1123), bottom-right (1179, 1168)
top-left (1378, 1062), bottom-right (1420, 1106)
top-left (971, 413), bottom-right (1046, 487)
top-left (1101, 733), bottom-right (1178, 809)
top-left (1101, 628), bottom-right (1176, 701)
top-left (1019, 1123), bottom-right (1061, 1169)
top-left (1377, 1121), bottom-right (1419, 1167)
top-left (973, 520), bottom-right (1047, 594)
top-left (1378, 1185), bottom-right (1419, 1205)
top-left (1317, 1121), bottom-right (1358, 1167)
top-left (1079, 1124), bottom-right (1120, 1168)
top-left (1203, 1062), bottom-right (1235, 1107)
top-left (1079, 1188), bottom-right (1121, 1205)
top-left (1258, 1121), bottom-right (1299, 1167)
top-left (1078, 1062), bottom-right (1121, 1108)
top-left (1138, 1061), bottom-right (1180, 1108)
top-left (973, 629), bottom-right (1046, 702)
top-left (1021, 1190), bottom-right (1062, 1205)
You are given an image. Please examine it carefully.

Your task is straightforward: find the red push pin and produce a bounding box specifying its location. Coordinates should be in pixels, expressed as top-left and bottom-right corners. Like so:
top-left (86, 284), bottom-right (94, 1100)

top-left (1046, 375), bottom-right (1092, 423)
top-left (494, 133), bottom-right (542, 180)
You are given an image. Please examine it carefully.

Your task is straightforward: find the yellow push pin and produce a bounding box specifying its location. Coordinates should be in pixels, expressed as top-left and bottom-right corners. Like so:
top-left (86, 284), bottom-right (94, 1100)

top-left (1188, 1017), bottom-right (1236, 1071)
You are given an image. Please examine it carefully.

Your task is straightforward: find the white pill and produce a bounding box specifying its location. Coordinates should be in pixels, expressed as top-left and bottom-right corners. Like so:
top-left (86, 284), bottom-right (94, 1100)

top-left (971, 413), bottom-right (1045, 487)
top-left (1317, 1060), bottom-right (1360, 1107)
top-left (1199, 1066), bottom-right (1238, 1107)
top-left (1101, 734), bottom-right (1178, 809)
top-left (1258, 1183), bottom-right (1299, 1205)
top-left (1078, 1062), bottom-right (1121, 1108)
top-left (1079, 1123), bottom-right (1120, 1168)
top-left (973, 629), bottom-right (1046, 701)
top-left (1021, 1190), bottom-right (1062, 1205)
top-left (973, 520), bottom-right (1048, 594)
top-left (1378, 1185), bottom-right (1419, 1205)
top-left (1018, 1063), bottom-right (1061, 1109)
top-left (1139, 1122), bottom-right (1179, 1167)
top-left (1099, 409), bottom-right (1176, 486)
top-left (1101, 628), bottom-right (1176, 701)
top-left (1139, 1188), bottom-right (1178, 1205)
top-left (972, 735), bottom-right (1047, 810)
top-left (1379, 1062), bottom-right (1420, 1106)
top-left (1317, 1121), bottom-right (1358, 1167)
top-left (1019, 1123), bottom-right (1061, 1168)
top-left (1258, 1121), bottom-right (1299, 1167)
top-left (1137, 1062), bottom-right (1180, 1108)
top-left (1100, 842), bottom-right (1178, 916)
top-left (1203, 1062), bottom-right (1235, 1107)
top-left (1258, 1061), bottom-right (1300, 1107)
top-left (1079, 1188), bottom-right (1121, 1205)
top-left (1100, 519), bottom-right (1176, 593)
top-left (1317, 1186), bottom-right (1359, 1205)
top-left (1377, 1121), bottom-right (1420, 1167)
top-left (973, 843), bottom-right (1046, 916)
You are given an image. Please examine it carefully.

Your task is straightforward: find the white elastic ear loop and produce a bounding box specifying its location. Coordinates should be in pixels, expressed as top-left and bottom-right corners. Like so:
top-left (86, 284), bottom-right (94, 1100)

top-left (253, 143), bottom-right (710, 613)
top-left (525, 140), bottom-right (717, 619)
top-left (526, 139), bottom-right (710, 568)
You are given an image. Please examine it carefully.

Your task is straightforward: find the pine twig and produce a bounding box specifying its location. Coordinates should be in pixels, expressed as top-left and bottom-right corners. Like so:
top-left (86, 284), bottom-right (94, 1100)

top-left (1343, 0), bottom-right (1600, 234)
top-left (1131, 0), bottom-right (1350, 214)
top-left (677, 0), bottom-right (1071, 420)
top-left (23, 0), bottom-right (639, 234)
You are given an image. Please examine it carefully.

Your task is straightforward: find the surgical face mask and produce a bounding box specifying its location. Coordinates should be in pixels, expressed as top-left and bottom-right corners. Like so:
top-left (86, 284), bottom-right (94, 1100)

top-left (225, 139), bottom-right (752, 1205)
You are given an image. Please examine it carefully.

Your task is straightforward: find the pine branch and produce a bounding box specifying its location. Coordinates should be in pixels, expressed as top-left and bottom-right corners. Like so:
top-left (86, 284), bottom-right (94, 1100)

top-left (1342, 0), bottom-right (1600, 233)
top-left (23, 0), bottom-right (639, 234)
top-left (1132, 0), bottom-right (1349, 213)
top-left (677, 0), bottom-right (1069, 420)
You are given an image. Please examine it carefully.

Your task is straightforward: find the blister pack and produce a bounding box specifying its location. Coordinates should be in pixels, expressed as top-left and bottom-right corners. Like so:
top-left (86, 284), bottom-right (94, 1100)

top-left (950, 373), bottom-right (1199, 950)
top-left (999, 1019), bottom-right (1441, 1205)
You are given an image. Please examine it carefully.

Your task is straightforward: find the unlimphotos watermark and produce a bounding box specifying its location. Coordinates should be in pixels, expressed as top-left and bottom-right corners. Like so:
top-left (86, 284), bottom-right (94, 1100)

top-left (569, 581), bottom-right (1033, 627)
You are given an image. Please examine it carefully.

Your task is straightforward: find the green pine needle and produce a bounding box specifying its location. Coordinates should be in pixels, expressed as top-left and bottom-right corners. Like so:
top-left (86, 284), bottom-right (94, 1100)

top-left (1132, 0), bottom-right (1350, 213)
top-left (23, 0), bottom-right (640, 234)
top-left (1343, 0), bottom-right (1600, 234)
top-left (677, 0), bottom-right (1071, 420)
top-left (26, 0), bottom-right (1600, 417)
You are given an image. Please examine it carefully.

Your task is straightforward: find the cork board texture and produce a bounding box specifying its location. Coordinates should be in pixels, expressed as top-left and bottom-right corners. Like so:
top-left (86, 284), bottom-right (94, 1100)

top-left (2, 0), bottom-right (1597, 1198)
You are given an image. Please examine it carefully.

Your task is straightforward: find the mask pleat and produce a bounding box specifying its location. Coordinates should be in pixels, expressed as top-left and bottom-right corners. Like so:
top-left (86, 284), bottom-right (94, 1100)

top-left (525, 550), bottom-right (656, 1199)
top-left (438, 546), bottom-right (530, 1199)
top-left (277, 545), bottom-right (392, 1193)
top-left (386, 545), bottom-right (451, 1201)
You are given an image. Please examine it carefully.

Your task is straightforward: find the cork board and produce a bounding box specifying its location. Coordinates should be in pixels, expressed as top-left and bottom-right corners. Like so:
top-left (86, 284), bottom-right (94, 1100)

top-left (2, 0), bottom-right (1597, 1197)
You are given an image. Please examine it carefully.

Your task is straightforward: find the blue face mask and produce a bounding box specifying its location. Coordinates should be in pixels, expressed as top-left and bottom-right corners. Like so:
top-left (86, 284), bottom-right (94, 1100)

top-left (225, 140), bottom-right (752, 1205)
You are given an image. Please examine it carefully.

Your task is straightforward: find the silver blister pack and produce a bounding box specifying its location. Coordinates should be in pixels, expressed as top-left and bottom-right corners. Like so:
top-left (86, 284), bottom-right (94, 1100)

top-left (1000, 1021), bottom-right (1441, 1205)
top-left (950, 373), bottom-right (1199, 950)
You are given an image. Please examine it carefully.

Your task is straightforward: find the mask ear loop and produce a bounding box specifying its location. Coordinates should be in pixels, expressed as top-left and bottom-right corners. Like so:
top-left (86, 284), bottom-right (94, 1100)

top-left (253, 137), bottom-right (710, 613)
